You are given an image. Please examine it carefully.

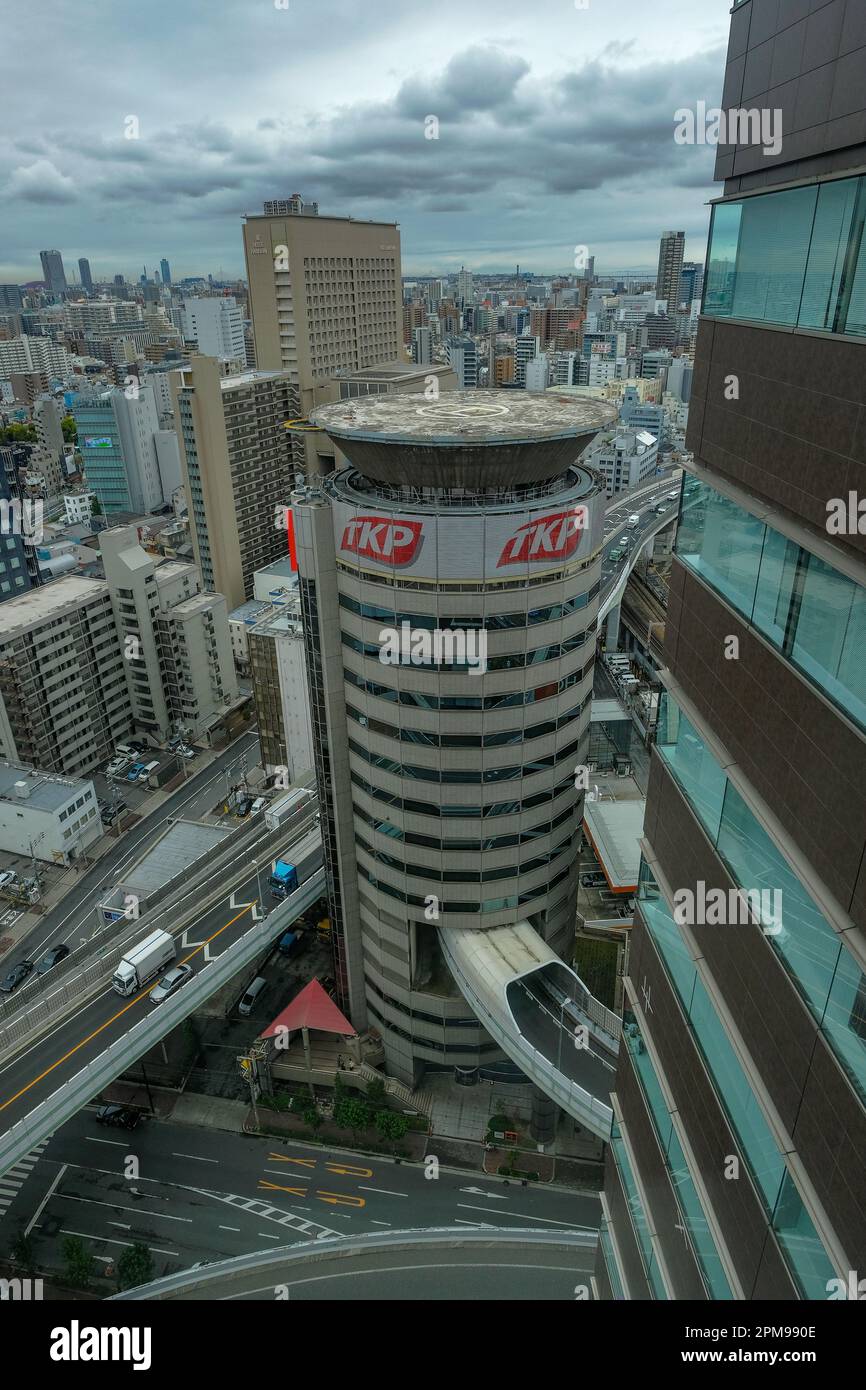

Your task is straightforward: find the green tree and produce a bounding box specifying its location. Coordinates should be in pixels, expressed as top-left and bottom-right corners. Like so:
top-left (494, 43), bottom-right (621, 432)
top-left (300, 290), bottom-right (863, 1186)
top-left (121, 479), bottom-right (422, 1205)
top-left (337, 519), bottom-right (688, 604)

top-left (62, 1234), bottom-right (97, 1290)
top-left (300, 1102), bottom-right (321, 1130)
top-left (375, 1109), bottom-right (408, 1146)
top-left (61, 415), bottom-right (78, 442)
top-left (10, 1231), bottom-right (35, 1272)
top-left (366, 1077), bottom-right (386, 1107)
top-left (334, 1097), bottom-right (370, 1137)
top-left (90, 496), bottom-right (103, 516)
top-left (116, 1242), bottom-right (154, 1293)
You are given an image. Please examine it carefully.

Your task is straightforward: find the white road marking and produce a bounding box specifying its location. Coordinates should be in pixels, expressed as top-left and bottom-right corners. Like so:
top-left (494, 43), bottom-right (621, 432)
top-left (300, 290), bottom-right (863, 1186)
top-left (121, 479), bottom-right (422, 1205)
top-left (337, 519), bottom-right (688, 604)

top-left (219, 1225), bottom-right (241, 1233)
top-left (55, 1193), bottom-right (192, 1222)
top-left (84, 1136), bottom-right (127, 1147)
top-left (59, 1226), bottom-right (179, 1258)
top-left (172, 1152), bottom-right (219, 1163)
top-left (258, 1232), bottom-right (281, 1241)
top-left (456, 1203), bottom-right (596, 1230)
top-left (24, 1161), bottom-right (68, 1237)
top-left (358, 1186), bottom-right (407, 1198)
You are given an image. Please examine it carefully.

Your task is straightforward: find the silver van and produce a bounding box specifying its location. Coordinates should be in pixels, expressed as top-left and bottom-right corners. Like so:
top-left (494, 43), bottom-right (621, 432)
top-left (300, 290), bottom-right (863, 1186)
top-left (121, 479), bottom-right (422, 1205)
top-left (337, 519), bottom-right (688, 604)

top-left (238, 976), bottom-right (267, 1016)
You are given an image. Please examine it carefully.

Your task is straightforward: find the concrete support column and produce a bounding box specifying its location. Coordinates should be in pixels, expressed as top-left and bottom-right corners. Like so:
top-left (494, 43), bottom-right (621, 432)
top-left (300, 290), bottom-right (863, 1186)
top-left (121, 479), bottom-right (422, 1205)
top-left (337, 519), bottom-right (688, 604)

top-left (605, 603), bottom-right (621, 649)
top-left (530, 1086), bottom-right (557, 1150)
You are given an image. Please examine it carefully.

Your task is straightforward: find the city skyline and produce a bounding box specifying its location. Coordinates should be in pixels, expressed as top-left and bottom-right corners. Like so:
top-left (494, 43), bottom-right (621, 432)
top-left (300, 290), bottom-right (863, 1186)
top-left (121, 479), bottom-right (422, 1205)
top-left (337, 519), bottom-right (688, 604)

top-left (0, 0), bottom-right (731, 282)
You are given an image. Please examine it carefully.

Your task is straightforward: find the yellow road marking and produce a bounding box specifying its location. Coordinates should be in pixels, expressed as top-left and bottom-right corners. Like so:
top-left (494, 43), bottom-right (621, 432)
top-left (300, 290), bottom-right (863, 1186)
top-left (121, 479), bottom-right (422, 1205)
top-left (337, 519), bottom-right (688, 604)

top-left (325, 1163), bottom-right (372, 1178)
top-left (267, 1153), bottom-right (315, 1167)
top-left (258, 1180), bottom-right (309, 1197)
top-left (316, 1190), bottom-right (365, 1208)
top-left (0, 905), bottom-right (252, 1112)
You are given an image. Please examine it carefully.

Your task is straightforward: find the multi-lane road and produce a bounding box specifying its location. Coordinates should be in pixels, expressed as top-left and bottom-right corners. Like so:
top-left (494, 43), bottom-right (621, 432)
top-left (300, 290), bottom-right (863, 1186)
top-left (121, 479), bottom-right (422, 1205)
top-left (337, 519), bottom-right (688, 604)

top-left (0, 1110), bottom-right (600, 1288)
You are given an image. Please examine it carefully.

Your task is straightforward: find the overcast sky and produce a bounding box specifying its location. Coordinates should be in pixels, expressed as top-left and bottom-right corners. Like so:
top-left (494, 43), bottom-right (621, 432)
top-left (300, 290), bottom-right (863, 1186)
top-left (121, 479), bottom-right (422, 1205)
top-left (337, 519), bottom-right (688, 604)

top-left (0, 0), bottom-right (733, 284)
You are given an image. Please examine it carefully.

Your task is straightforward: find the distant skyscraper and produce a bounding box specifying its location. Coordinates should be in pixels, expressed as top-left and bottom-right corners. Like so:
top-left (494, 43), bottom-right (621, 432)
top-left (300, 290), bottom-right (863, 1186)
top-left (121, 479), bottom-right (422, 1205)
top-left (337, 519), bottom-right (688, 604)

top-left (457, 267), bottom-right (473, 308)
top-left (655, 231), bottom-right (685, 311)
top-left (78, 258), bottom-right (93, 294)
top-left (39, 250), bottom-right (67, 296)
top-left (160, 258), bottom-right (171, 286)
top-left (678, 260), bottom-right (704, 309)
top-left (411, 326), bottom-right (433, 366)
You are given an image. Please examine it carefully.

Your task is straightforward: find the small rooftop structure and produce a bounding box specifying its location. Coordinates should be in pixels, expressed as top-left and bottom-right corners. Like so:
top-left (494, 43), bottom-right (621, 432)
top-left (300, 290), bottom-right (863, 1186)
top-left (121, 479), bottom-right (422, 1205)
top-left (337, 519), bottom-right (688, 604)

top-left (583, 794), bottom-right (645, 894)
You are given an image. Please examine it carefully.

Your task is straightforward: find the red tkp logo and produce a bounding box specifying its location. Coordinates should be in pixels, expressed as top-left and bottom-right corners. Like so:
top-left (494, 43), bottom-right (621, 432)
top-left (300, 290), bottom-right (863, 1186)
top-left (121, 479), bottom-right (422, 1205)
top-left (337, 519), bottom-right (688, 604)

top-left (497, 508), bottom-right (588, 567)
top-left (341, 515), bottom-right (423, 567)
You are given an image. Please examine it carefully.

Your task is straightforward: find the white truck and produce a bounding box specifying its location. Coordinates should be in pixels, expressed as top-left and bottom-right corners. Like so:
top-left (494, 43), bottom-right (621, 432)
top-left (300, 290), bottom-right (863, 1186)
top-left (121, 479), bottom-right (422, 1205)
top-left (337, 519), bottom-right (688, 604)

top-left (628, 513), bottom-right (641, 527)
top-left (112, 928), bottom-right (176, 997)
top-left (264, 787), bottom-right (314, 832)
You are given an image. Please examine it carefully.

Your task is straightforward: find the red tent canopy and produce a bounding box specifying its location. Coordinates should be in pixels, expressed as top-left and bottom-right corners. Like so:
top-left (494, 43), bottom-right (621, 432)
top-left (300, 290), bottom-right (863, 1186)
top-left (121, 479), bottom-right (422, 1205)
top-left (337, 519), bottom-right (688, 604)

top-left (260, 978), bottom-right (356, 1040)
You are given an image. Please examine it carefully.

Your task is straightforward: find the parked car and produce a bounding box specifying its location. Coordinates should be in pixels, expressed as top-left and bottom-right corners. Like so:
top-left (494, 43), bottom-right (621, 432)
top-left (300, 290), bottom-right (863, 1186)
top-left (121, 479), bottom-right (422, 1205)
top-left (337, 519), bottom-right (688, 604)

top-left (95, 1104), bottom-right (141, 1130)
top-left (106, 756), bottom-right (130, 777)
top-left (250, 796), bottom-right (267, 815)
top-left (101, 802), bottom-right (127, 825)
top-left (0, 870), bottom-right (18, 890)
top-left (177, 746), bottom-right (196, 760)
top-left (126, 763), bottom-right (146, 781)
top-left (36, 943), bottom-right (70, 975)
top-left (0, 959), bottom-right (34, 993)
top-left (150, 962), bottom-right (194, 1004)
top-left (236, 795), bottom-right (254, 818)
top-left (138, 760), bottom-right (160, 781)
top-left (580, 872), bottom-right (608, 889)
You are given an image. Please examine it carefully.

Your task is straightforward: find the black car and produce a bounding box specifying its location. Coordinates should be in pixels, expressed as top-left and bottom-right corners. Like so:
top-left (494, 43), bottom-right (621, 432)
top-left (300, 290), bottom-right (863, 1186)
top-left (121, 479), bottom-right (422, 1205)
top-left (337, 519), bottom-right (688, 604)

top-left (95, 1104), bottom-right (141, 1130)
top-left (236, 795), bottom-right (254, 817)
top-left (36, 943), bottom-right (70, 975)
top-left (0, 959), bottom-right (34, 994)
top-left (101, 802), bottom-right (127, 825)
top-left (580, 872), bottom-right (608, 889)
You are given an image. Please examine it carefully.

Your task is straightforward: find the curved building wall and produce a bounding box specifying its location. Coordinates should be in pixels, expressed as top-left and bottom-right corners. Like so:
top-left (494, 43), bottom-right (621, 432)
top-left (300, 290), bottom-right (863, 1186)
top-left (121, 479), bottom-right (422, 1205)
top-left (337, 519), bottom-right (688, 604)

top-left (295, 458), bottom-right (603, 1084)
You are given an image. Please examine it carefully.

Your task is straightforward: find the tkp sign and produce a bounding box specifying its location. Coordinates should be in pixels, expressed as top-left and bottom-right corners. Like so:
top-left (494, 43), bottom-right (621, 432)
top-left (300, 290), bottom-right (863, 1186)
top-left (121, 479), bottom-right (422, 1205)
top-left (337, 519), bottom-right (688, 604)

top-left (341, 515), bottom-right (424, 567)
top-left (497, 508), bottom-right (589, 567)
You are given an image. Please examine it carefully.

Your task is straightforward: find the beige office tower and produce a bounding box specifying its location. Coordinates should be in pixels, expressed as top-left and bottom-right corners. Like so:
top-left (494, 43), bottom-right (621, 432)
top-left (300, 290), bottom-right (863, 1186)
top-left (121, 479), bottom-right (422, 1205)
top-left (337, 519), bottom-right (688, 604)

top-left (242, 207), bottom-right (404, 474)
top-left (171, 356), bottom-right (298, 610)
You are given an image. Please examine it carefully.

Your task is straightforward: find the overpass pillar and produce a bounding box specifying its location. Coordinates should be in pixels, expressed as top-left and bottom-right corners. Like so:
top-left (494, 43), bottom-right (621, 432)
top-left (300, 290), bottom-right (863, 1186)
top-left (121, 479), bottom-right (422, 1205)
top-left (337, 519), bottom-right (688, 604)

top-left (605, 603), bottom-right (621, 649)
top-left (530, 1086), bottom-right (556, 1151)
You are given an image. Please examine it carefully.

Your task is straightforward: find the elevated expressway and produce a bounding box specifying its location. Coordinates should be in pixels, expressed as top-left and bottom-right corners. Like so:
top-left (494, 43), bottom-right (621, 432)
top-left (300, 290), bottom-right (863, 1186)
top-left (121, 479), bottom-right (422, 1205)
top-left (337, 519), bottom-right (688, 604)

top-left (0, 480), bottom-right (678, 1169)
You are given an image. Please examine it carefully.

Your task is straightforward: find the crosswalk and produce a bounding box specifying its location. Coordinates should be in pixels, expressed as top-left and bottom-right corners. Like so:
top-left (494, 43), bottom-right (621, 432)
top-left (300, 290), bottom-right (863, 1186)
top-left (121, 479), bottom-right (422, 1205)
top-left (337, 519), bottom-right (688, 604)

top-left (0, 1140), bottom-right (50, 1219)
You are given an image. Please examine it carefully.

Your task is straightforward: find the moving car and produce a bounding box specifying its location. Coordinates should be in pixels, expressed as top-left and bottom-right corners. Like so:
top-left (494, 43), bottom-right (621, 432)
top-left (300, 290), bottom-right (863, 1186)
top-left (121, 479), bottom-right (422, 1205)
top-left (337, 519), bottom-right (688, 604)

top-left (150, 962), bottom-right (194, 1004)
top-left (238, 976), bottom-right (267, 1016)
top-left (95, 1104), bottom-right (141, 1130)
top-left (0, 959), bottom-right (34, 993)
top-left (36, 943), bottom-right (69, 975)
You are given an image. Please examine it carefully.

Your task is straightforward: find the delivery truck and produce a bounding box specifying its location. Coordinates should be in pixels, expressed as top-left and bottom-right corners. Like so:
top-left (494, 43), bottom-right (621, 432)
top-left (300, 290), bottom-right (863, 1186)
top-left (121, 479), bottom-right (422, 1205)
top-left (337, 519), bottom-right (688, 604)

top-left (264, 788), bottom-right (314, 832)
top-left (112, 928), bottom-right (176, 997)
top-left (269, 859), bottom-right (299, 900)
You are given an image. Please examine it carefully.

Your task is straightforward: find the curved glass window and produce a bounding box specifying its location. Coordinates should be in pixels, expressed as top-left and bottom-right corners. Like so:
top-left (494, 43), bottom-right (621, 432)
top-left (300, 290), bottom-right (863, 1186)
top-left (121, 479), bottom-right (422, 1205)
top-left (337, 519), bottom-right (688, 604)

top-left (360, 863), bottom-right (571, 913)
top-left (657, 695), bottom-right (866, 1103)
top-left (610, 1121), bottom-right (667, 1299)
top-left (638, 865), bottom-right (835, 1299)
top-left (355, 832), bottom-right (573, 883)
top-left (348, 735), bottom-right (583, 784)
top-left (342, 629), bottom-right (592, 672)
top-left (339, 590), bottom-right (597, 629)
top-left (343, 663), bottom-right (586, 710)
top-left (704, 174), bottom-right (866, 336)
top-left (354, 799), bottom-right (576, 851)
top-left (345, 698), bottom-right (586, 749)
top-left (350, 768), bottom-right (575, 819)
top-left (677, 478), bottom-right (866, 732)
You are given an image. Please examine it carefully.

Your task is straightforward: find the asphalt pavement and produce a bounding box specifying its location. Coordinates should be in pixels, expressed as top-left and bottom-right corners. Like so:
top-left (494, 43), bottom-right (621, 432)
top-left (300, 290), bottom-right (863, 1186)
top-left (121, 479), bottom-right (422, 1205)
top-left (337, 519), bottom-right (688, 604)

top-left (0, 1111), bottom-right (600, 1286)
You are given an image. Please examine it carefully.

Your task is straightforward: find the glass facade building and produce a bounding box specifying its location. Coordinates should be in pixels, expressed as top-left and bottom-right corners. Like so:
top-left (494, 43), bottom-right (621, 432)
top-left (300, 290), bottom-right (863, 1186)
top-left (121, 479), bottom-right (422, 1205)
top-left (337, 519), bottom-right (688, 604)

top-left (597, 1), bottom-right (866, 1302)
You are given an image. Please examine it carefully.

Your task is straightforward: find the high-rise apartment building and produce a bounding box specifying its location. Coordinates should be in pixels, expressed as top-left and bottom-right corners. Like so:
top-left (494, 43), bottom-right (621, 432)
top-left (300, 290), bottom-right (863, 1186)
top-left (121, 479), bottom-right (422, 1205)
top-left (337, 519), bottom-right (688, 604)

top-left (172, 356), bottom-right (298, 609)
top-left (248, 603), bottom-right (314, 782)
top-left (160, 258), bottom-right (171, 286)
top-left (174, 297), bottom-right (246, 362)
top-left (0, 578), bottom-right (132, 776)
top-left (39, 249), bottom-right (67, 297)
top-left (242, 206), bottom-right (402, 400)
top-left (654, 231), bottom-right (685, 312)
top-left (444, 336), bottom-right (477, 388)
top-left (72, 385), bottom-right (172, 514)
top-left (411, 326), bottom-right (433, 366)
top-left (78, 258), bottom-right (94, 295)
top-left (514, 333), bottom-right (539, 386)
top-left (456, 267), bottom-right (474, 308)
top-left (597, 1), bottom-right (866, 1303)
top-left (101, 525), bottom-right (238, 742)
top-left (293, 390), bottom-right (613, 1083)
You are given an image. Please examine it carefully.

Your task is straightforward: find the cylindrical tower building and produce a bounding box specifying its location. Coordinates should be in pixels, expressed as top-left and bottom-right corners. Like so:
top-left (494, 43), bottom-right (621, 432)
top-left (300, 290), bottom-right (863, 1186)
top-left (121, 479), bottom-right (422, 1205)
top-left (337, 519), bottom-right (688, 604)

top-left (294, 391), bottom-right (615, 1086)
